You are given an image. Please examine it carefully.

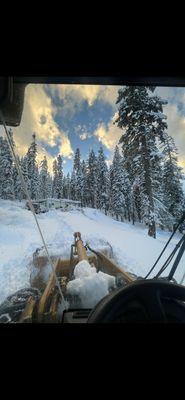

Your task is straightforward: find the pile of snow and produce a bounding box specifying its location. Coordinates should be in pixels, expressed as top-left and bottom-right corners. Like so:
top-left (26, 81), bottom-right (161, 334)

top-left (66, 260), bottom-right (116, 308)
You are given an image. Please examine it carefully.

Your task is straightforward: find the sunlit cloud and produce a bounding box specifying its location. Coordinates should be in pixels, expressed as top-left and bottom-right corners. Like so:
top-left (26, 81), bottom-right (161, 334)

top-left (79, 133), bottom-right (88, 140)
top-left (1, 84), bottom-right (185, 175)
top-left (94, 122), bottom-right (122, 151)
top-left (1, 84), bottom-right (74, 171)
top-left (48, 84), bottom-right (120, 111)
top-left (163, 103), bottom-right (185, 170)
top-left (74, 85), bottom-right (101, 106)
top-left (58, 134), bottom-right (74, 159)
top-left (16, 84), bottom-right (60, 147)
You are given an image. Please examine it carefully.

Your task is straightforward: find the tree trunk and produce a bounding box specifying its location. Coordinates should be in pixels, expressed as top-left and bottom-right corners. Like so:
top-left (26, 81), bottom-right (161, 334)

top-left (148, 219), bottom-right (156, 238)
top-left (132, 211), bottom-right (135, 225)
top-left (141, 134), bottom-right (156, 238)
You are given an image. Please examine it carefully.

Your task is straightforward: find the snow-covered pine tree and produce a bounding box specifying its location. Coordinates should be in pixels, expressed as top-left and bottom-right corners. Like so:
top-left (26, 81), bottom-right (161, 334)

top-left (119, 153), bottom-right (132, 221)
top-left (0, 136), bottom-right (3, 198)
top-left (35, 164), bottom-right (40, 200)
top-left (56, 154), bottom-right (63, 199)
top-left (162, 134), bottom-right (185, 227)
top-left (52, 159), bottom-right (58, 198)
top-left (70, 169), bottom-right (77, 200)
top-left (96, 147), bottom-right (109, 213)
top-left (81, 160), bottom-right (88, 207)
top-left (74, 148), bottom-right (81, 173)
top-left (86, 149), bottom-right (97, 208)
top-left (108, 163), bottom-right (114, 217)
top-left (73, 148), bottom-right (83, 204)
top-left (13, 155), bottom-right (22, 201)
top-left (47, 173), bottom-right (52, 198)
top-left (0, 132), bottom-right (15, 200)
top-left (115, 86), bottom-right (168, 238)
top-left (76, 166), bottom-right (84, 205)
top-left (109, 146), bottom-right (126, 221)
top-left (39, 156), bottom-right (49, 199)
top-left (131, 177), bottom-right (142, 223)
top-left (62, 175), bottom-right (67, 199)
top-left (26, 133), bottom-right (39, 200)
top-left (20, 156), bottom-right (30, 199)
top-left (66, 172), bottom-right (71, 199)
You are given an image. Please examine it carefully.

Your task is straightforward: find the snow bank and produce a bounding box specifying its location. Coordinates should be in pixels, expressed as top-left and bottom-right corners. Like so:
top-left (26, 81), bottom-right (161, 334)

top-left (66, 260), bottom-right (116, 308)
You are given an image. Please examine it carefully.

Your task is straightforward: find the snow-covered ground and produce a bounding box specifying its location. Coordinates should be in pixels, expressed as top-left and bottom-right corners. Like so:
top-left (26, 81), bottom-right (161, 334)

top-left (0, 199), bottom-right (185, 304)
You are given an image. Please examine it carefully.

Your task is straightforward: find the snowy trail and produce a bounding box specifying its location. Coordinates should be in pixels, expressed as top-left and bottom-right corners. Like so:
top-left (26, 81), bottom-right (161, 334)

top-left (58, 208), bottom-right (185, 282)
top-left (0, 200), bottom-right (185, 303)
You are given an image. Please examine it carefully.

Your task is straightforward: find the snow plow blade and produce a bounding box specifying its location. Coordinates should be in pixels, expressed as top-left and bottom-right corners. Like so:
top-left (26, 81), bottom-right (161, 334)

top-left (19, 232), bottom-right (135, 323)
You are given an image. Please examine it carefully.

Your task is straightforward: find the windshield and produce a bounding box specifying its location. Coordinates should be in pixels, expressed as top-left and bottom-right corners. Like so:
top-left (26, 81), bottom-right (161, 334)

top-left (0, 84), bottom-right (185, 314)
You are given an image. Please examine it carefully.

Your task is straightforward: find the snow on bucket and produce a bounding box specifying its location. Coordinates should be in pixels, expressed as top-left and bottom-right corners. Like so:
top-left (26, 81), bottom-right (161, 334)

top-left (66, 259), bottom-right (116, 308)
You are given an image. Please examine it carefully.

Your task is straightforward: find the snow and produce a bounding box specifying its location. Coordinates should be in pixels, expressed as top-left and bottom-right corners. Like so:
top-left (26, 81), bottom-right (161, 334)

top-left (66, 259), bottom-right (116, 308)
top-left (181, 179), bottom-right (185, 195)
top-left (0, 199), bottom-right (185, 304)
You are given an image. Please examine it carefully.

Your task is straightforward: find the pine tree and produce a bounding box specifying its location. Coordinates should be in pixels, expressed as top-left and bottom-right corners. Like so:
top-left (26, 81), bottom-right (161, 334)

top-left (132, 177), bottom-right (142, 223)
top-left (115, 86), bottom-right (168, 238)
top-left (39, 156), bottom-right (49, 199)
top-left (162, 134), bottom-right (185, 227)
top-left (26, 133), bottom-right (39, 200)
top-left (81, 160), bottom-right (88, 207)
top-left (20, 156), bottom-right (30, 199)
top-left (35, 164), bottom-right (40, 199)
top-left (62, 175), bottom-right (67, 198)
top-left (121, 155), bottom-right (132, 221)
top-left (47, 173), bottom-right (52, 198)
top-left (66, 172), bottom-right (71, 199)
top-left (96, 147), bottom-right (109, 213)
top-left (73, 148), bottom-right (83, 203)
top-left (56, 154), bottom-right (63, 199)
top-left (0, 133), bottom-right (14, 200)
top-left (0, 136), bottom-right (3, 198)
top-left (86, 149), bottom-right (97, 208)
top-left (13, 156), bottom-right (22, 201)
top-left (70, 169), bottom-right (77, 200)
top-left (52, 159), bottom-right (58, 198)
top-left (74, 148), bottom-right (81, 173)
top-left (110, 146), bottom-right (127, 220)
top-left (76, 167), bottom-right (84, 205)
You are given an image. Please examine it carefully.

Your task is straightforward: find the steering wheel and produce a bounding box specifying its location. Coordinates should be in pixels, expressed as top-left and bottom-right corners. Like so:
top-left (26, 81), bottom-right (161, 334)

top-left (87, 279), bottom-right (185, 323)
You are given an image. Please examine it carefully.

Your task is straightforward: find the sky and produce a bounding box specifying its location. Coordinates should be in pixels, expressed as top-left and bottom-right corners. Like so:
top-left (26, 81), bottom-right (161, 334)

top-left (1, 84), bottom-right (185, 174)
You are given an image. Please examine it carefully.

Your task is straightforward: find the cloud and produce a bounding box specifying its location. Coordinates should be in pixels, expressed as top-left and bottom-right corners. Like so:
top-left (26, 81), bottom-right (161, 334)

top-left (2, 83), bottom-right (185, 177)
top-left (48, 84), bottom-right (120, 114)
top-left (155, 88), bottom-right (185, 170)
top-left (93, 119), bottom-right (122, 151)
top-left (164, 102), bottom-right (185, 169)
top-left (98, 86), bottom-right (120, 107)
top-left (49, 84), bottom-right (100, 107)
top-left (74, 85), bottom-right (101, 106)
top-left (58, 134), bottom-right (73, 159)
top-left (1, 84), bottom-right (74, 172)
top-left (18, 84), bottom-right (60, 147)
top-left (79, 133), bottom-right (88, 140)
